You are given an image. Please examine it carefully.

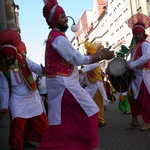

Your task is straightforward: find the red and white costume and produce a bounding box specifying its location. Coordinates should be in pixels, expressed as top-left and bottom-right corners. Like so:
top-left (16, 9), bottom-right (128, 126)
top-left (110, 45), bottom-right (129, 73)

top-left (38, 29), bottom-right (99, 150)
top-left (0, 30), bottom-right (48, 150)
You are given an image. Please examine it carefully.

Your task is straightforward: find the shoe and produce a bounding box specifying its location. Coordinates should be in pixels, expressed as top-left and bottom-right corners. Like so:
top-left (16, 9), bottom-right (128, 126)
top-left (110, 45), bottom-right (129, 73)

top-left (140, 124), bottom-right (150, 131)
top-left (24, 142), bottom-right (36, 147)
top-left (125, 123), bottom-right (140, 130)
top-left (98, 122), bottom-right (106, 127)
top-left (123, 110), bottom-right (131, 114)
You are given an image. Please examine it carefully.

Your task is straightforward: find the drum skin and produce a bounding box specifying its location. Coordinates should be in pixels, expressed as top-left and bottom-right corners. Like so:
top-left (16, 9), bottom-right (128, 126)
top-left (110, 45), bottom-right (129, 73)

top-left (106, 57), bottom-right (132, 92)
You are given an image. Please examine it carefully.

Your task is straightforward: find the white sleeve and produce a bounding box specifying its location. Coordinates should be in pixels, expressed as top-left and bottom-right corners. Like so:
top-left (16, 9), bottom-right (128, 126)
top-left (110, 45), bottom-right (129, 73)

top-left (26, 58), bottom-right (43, 76)
top-left (52, 36), bottom-right (91, 66)
top-left (0, 72), bottom-right (9, 109)
top-left (130, 42), bottom-right (150, 68)
top-left (81, 63), bottom-right (99, 73)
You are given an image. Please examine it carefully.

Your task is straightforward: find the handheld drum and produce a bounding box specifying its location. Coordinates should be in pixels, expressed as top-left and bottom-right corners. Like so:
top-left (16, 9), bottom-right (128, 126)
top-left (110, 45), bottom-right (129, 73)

top-left (106, 57), bottom-right (132, 92)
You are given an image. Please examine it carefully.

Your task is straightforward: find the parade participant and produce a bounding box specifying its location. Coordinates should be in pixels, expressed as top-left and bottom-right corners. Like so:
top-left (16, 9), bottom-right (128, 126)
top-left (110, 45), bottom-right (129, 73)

top-left (80, 62), bottom-right (110, 127)
top-left (38, 0), bottom-right (114, 150)
top-left (0, 30), bottom-right (49, 150)
top-left (80, 42), bottom-right (110, 127)
top-left (126, 13), bottom-right (150, 130)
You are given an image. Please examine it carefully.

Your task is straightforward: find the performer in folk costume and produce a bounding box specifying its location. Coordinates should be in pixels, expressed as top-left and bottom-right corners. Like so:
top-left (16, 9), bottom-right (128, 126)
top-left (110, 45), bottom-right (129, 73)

top-left (38, 0), bottom-right (114, 149)
top-left (0, 30), bottom-right (48, 150)
top-left (126, 13), bottom-right (150, 130)
top-left (116, 45), bottom-right (130, 114)
top-left (80, 41), bottom-right (110, 127)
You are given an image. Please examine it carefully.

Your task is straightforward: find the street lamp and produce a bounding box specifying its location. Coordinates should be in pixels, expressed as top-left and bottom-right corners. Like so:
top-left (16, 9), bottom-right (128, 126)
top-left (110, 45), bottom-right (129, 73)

top-left (67, 16), bottom-right (78, 32)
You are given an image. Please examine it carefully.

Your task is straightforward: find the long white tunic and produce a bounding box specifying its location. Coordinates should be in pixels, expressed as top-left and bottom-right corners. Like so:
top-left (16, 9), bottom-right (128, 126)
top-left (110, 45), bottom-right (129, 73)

top-left (129, 41), bottom-right (150, 99)
top-left (0, 58), bottom-right (45, 120)
top-left (46, 35), bottom-right (99, 125)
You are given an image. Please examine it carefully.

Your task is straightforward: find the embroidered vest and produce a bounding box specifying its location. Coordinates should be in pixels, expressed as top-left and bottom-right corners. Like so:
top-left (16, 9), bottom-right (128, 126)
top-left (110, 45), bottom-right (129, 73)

top-left (134, 40), bottom-right (150, 69)
top-left (87, 64), bottom-right (103, 83)
top-left (45, 30), bottom-right (74, 78)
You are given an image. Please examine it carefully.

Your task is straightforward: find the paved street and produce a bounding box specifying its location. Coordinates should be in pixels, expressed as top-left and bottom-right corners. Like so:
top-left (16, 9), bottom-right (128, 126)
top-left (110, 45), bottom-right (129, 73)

top-left (0, 96), bottom-right (150, 150)
top-left (98, 101), bottom-right (150, 150)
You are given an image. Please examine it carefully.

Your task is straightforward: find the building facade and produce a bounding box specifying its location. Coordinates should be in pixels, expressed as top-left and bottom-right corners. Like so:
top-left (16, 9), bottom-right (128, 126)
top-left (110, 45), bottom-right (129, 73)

top-left (0, 0), bottom-right (20, 32)
top-left (71, 0), bottom-right (150, 57)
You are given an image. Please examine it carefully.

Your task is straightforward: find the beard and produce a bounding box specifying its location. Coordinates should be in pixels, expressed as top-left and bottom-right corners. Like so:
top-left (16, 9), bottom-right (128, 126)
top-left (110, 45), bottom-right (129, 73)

top-left (57, 21), bottom-right (68, 32)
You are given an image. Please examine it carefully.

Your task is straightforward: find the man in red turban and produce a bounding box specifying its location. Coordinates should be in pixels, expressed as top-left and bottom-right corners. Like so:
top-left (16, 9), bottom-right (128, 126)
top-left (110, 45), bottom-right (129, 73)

top-left (0, 30), bottom-right (49, 150)
top-left (43, 0), bottom-right (65, 29)
top-left (38, 0), bottom-right (114, 150)
top-left (126, 13), bottom-right (150, 131)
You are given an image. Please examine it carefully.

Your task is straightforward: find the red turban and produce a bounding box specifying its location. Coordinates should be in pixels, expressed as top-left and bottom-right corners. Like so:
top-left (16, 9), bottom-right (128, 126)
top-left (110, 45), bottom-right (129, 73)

top-left (16, 41), bottom-right (27, 55)
top-left (132, 22), bottom-right (145, 35)
top-left (0, 30), bottom-right (21, 48)
top-left (43, 0), bottom-right (65, 28)
top-left (0, 45), bottom-right (17, 57)
top-left (127, 13), bottom-right (150, 40)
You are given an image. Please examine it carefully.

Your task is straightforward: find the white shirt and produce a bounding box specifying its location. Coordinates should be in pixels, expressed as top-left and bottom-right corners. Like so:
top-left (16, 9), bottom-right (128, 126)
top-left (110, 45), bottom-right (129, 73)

top-left (129, 41), bottom-right (150, 99)
top-left (46, 34), bottom-right (99, 125)
top-left (0, 58), bottom-right (45, 120)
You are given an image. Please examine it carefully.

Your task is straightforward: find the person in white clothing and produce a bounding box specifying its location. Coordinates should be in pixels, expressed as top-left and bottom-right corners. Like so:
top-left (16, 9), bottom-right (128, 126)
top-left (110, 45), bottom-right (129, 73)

top-left (126, 13), bottom-right (150, 131)
top-left (38, 0), bottom-right (114, 150)
top-left (80, 60), bottom-right (110, 127)
top-left (0, 30), bottom-right (48, 150)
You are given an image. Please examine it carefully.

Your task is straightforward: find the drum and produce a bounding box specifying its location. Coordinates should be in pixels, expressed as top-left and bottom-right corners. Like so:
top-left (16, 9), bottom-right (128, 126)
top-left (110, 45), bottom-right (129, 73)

top-left (106, 57), bottom-right (132, 92)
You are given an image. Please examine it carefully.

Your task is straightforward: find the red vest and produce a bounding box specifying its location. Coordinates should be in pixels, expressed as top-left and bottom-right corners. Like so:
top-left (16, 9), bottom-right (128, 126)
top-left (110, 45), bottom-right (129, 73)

top-left (45, 30), bottom-right (74, 78)
top-left (134, 40), bottom-right (150, 69)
